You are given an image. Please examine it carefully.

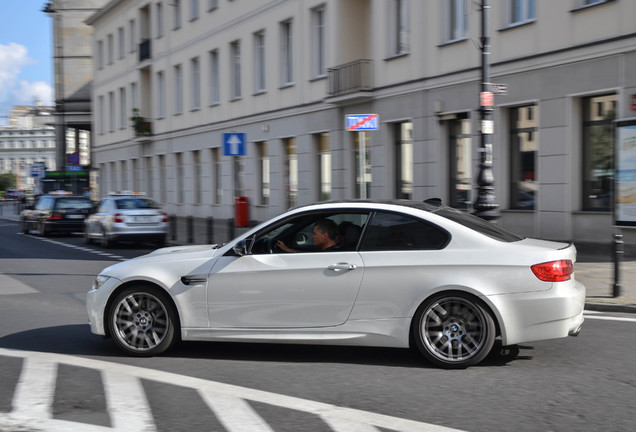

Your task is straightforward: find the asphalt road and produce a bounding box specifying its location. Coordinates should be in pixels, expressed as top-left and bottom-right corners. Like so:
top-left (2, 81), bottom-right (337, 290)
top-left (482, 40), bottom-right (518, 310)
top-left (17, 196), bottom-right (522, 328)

top-left (0, 219), bottom-right (635, 432)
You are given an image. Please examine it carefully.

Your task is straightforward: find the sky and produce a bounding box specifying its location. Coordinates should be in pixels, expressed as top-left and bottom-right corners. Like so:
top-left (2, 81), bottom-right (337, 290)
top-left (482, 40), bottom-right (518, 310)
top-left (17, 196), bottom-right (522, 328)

top-left (0, 0), bottom-right (54, 125)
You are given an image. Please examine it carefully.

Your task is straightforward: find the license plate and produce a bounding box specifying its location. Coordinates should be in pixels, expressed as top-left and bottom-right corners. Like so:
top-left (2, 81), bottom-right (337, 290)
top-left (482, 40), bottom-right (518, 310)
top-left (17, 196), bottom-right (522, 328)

top-left (66, 214), bottom-right (84, 219)
top-left (134, 216), bottom-right (154, 223)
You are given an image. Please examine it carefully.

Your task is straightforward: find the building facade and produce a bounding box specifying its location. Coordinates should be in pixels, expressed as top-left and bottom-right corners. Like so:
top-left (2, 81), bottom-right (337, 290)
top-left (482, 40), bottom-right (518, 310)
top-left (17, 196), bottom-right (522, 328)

top-left (88, 0), bottom-right (636, 244)
top-left (0, 104), bottom-right (57, 192)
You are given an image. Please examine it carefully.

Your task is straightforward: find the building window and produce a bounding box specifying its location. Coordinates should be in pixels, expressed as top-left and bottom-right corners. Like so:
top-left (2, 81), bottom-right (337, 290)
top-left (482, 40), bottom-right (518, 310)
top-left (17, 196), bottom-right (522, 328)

top-left (118, 27), bottom-right (125, 59)
top-left (159, 154), bottom-right (166, 203)
top-left (316, 133), bottom-right (331, 201)
top-left (156, 2), bottom-right (164, 38)
top-left (284, 138), bottom-right (298, 208)
top-left (176, 153), bottom-right (184, 204)
top-left (395, 122), bottom-right (413, 199)
top-left (209, 50), bottom-right (220, 104)
top-left (509, 105), bottom-right (537, 210)
top-left (145, 156), bottom-right (154, 198)
top-left (208, 0), bottom-right (218, 11)
top-left (582, 93), bottom-right (617, 211)
top-left (354, 132), bottom-right (372, 199)
top-left (108, 92), bottom-right (115, 132)
top-left (312, 6), bottom-right (326, 77)
top-left (254, 31), bottom-right (266, 93)
top-left (257, 142), bottom-right (270, 205)
top-left (509, 0), bottom-right (535, 25)
top-left (230, 41), bottom-right (241, 99)
top-left (190, 0), bottom-right (199, 21)
top-left (173, 0), bottom-right (182, 29)
top-left (107, 34), bottom-right (114, 65)
top-left (212, 147), bottom-right (222, 204)
top-left (157, 71), bottom-right (166, 118)
top-left (119, 87), bottom-right (126, 130)
top-left (280, 20), bottom-right (293, 85)
top-left (392, 0), bottom-right (408, 55)
top-left (130, 82), bottom-right (138, 113)
top-left (449, 117), bottom-right (471, 209)
top-left (174, 64), bottom-right (183, 114)
top-left (97, 40), bottom-right (104, 69)
top-left (446, 0), bottom-right (467, 42)
top-left (193, 150), bottom-right (201, 204)
top-left (191, 57), bottom-right (200, 110)
top-left (128, 19), bottom-right (136, 52)
top-left (98, 96), bottom-right (105, 134)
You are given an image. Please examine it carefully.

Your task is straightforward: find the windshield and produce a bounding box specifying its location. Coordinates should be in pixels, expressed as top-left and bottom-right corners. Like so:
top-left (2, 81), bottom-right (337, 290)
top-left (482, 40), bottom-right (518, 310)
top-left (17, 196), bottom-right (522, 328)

top-left (115, 198), bottom-right (161, 210)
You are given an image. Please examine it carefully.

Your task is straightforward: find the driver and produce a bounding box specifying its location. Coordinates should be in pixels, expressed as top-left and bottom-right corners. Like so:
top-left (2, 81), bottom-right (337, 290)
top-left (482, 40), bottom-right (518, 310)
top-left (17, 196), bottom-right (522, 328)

top-left (276, 219), bottom-right (338, 252)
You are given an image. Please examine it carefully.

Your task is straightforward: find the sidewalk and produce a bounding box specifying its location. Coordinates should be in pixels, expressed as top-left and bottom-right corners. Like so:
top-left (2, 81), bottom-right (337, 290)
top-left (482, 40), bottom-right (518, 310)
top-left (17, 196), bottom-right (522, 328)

top-left (2, 202), bottom-right (634, 313)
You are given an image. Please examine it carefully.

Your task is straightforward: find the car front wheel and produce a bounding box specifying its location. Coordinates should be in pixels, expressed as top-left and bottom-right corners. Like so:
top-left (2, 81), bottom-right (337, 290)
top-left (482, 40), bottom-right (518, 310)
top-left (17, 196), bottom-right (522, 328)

top-left (413, 293), bottom-right (495, 368)
top-left (108, 286), bottom-right (177, 356)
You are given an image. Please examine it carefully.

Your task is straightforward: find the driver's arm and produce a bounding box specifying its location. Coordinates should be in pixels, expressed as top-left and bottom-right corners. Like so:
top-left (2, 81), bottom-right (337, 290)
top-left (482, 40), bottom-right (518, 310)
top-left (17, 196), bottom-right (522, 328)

top-left (276, 240), bottom-right (297, 253)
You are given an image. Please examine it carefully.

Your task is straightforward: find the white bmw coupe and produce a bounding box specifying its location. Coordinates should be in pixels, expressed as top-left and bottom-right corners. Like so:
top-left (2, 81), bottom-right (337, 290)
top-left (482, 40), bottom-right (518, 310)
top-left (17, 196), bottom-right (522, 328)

top-left (86, 200), bottom-right (585, 368)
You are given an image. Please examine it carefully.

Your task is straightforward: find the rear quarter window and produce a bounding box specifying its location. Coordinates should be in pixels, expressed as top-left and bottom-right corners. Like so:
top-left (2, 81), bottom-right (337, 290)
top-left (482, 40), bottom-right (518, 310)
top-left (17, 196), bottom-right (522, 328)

top-left (360, 212), bottom-right (450, 251)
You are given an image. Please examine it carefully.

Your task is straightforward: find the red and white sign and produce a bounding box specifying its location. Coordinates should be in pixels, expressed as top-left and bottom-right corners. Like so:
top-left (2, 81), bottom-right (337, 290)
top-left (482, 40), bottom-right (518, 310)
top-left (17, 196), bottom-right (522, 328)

top-left (480, 91), bottom-right (494, 107)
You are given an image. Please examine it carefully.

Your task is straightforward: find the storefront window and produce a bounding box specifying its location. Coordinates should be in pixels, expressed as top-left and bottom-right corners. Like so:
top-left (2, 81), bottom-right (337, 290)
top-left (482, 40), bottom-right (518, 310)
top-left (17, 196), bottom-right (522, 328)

top-left (510, 105), bottom-right (537, 210)
top-left (583, 94), bottom-right (617, 211)
top-left (449, 117), bottom-right (471, 209)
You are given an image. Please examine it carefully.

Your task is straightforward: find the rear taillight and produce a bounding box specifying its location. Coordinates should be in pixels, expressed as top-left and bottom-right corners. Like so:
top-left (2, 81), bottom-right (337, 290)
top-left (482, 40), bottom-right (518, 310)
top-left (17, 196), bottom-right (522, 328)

top-left (531, 260), bottom-right (573, 282)
top-left (113, 213), bottom-right (124, 223)
top-left (48, 214), bottom-right (63, 220)
top-left (162, 212), bottom-right (169, 223)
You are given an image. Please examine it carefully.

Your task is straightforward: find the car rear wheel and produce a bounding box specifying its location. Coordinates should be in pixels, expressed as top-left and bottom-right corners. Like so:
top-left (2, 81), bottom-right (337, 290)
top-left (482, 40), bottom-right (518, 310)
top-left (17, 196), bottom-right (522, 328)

top-left (39, 222), bottom-right (48, 237)
top-left (108, 286), bottom-right (177, 356)
top-left (413, 293), bottom-right (495, 368)
top-left (84, 229), bottom-right (92, 244)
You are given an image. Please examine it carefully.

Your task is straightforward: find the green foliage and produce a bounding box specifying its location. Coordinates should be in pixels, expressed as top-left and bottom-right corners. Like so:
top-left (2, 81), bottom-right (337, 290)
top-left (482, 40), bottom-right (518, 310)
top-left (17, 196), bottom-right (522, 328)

top-left (0, 173), bottom-right (16, 192)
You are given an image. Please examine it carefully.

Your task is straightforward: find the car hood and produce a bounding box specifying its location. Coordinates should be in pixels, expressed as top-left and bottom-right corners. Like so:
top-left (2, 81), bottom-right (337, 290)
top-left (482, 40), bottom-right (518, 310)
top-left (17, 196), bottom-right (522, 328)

top-left (98, 244), bottom-right (220, 280)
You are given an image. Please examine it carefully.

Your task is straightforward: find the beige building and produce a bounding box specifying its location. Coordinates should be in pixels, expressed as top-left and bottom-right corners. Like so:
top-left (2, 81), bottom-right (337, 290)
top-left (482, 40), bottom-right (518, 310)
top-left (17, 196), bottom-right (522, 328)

top-left (87, 0), bottom-right (636, 244)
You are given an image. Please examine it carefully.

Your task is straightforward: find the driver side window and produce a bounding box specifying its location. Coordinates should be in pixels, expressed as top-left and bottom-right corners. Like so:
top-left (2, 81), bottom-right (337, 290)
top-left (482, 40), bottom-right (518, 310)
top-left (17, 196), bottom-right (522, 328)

top-left (249, 211), bottom-right (369, 254)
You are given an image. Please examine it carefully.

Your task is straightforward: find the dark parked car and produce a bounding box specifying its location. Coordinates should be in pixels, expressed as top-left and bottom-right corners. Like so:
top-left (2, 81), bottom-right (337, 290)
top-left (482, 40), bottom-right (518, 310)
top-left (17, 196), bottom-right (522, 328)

top-left (21, 192), bottom-right (94, 236)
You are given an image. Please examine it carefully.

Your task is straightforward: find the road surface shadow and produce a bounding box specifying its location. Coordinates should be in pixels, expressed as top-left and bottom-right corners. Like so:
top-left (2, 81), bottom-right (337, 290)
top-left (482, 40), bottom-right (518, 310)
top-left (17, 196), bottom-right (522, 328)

top-left (0, 325), bottom-right (527, 369)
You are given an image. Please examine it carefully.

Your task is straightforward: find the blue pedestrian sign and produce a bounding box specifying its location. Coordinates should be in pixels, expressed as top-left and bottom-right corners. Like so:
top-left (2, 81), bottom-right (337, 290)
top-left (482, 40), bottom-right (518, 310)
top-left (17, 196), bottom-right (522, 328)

top-left (346, 114), bottom-right (379, 131)
top-left (223, 133), bottom-right (247, 156)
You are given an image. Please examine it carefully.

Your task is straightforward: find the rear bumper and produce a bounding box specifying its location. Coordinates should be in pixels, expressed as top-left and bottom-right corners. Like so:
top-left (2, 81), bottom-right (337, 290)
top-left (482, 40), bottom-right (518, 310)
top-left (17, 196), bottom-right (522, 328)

top-left (486, 279), bottom-right (586, 346)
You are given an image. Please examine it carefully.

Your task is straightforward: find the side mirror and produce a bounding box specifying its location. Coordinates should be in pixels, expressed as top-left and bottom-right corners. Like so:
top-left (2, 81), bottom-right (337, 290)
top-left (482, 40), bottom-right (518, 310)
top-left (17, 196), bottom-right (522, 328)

top-left (233, 239), bottom-right (248, 256)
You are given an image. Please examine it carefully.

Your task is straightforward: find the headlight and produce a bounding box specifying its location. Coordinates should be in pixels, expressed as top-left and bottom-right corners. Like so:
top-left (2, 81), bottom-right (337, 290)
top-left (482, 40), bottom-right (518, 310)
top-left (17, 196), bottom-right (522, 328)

top-left (91, 275), bottom-right (111, 291)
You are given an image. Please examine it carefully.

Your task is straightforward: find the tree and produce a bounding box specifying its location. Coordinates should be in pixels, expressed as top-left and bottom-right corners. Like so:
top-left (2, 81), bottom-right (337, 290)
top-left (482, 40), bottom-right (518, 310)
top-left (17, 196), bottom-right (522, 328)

top-left (0, 173), bottom-right (16, 192)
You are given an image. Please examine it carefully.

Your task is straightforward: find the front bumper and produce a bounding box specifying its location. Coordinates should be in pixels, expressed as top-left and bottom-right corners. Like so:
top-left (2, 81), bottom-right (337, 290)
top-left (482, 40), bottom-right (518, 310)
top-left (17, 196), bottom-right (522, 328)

top-left (86, 275), bottom-right (122, 336)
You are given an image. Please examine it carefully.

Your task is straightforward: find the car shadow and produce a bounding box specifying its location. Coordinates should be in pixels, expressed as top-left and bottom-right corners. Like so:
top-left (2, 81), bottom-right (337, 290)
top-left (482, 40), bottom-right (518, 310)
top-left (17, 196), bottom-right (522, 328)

top-left (0, 325), bottom-right (528, 369)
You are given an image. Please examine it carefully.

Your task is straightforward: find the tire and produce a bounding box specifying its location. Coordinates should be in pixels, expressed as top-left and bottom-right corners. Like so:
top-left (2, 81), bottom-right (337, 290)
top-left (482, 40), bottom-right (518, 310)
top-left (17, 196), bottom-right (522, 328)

top-left (22, 220), bottom-right (29, 234)
top-left (39, 222), bottom-right (48, 237)
top-left (413, 293), bottom-right (495, 368)
top-left (108, 286), bottom-right (178, 356)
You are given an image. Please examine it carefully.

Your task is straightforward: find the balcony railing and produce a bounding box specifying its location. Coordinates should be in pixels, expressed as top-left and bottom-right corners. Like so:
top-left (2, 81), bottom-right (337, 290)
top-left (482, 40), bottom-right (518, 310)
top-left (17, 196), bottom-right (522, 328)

top-left (327, 59), bottom-right (372, 97)
top-left (139, 39), bottom-right (151, 62)
top-left (131, 114), bottom-right (152, 137)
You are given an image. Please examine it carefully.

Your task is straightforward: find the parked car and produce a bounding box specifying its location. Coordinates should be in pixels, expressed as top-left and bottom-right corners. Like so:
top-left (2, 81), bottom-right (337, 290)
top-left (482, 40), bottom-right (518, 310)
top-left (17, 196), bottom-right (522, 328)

top-left (86, 200), bottom-right (585, 368)
top-left (84, 192), bottom-right (169, 248)
top-left (21, 192), bottom-right (93, 236)
top-left (4, 189), bottom-right (25, 201)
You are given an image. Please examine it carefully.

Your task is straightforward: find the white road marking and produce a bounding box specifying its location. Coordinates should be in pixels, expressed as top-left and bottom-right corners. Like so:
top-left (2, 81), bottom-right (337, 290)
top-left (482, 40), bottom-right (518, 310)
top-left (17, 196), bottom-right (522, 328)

top-left (25, 235), bottom-right (127, 261)
top-left (101, 369), bottom-right (155, 431)
top-left (0, 347), bottom-right (463, 432)
top-left (583, 314), bottom-right (636, 323)
top-left (11, 356), bottom-right (57, 420)
top-left (0, 274), bottom-right (39, 295)
top-left (199, 390), bottom-right (274, 432)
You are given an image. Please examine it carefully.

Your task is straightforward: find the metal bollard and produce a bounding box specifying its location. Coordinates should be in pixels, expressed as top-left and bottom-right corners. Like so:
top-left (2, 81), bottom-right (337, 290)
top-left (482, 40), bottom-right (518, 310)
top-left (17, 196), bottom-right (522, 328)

top-left (170, 215), bottom-right (177, 241)
top-left (187, 216), bottom-right (194, 244)
top-left (207, 216), bottom-right (214, 244)
top-left (613, 232), bottom-right (623, 298)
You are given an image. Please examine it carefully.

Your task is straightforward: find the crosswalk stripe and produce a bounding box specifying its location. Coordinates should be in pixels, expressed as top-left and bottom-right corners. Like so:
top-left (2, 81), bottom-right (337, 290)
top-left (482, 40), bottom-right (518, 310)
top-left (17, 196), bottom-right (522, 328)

top-left (12, 356), bottom-right (57, 420)
top-left (101, 369), bottom-right (156, 431)
top-left (321, 415), bottom-right (381, 432)
top-left (200, 390), bottom-right (274, 432)
top-left (0, 348), bottom-right (464, 432)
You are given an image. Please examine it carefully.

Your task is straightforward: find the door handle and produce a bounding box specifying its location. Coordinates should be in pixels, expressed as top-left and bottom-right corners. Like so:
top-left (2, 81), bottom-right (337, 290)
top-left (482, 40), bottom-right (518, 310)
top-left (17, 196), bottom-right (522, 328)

top-left (327, 263), bottom-right (357, 272)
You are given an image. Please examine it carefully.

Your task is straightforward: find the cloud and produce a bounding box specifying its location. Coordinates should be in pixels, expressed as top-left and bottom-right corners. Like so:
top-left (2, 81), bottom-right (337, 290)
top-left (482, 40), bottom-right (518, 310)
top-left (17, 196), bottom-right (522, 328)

top-left (0, 42), bottom-right (52, 116)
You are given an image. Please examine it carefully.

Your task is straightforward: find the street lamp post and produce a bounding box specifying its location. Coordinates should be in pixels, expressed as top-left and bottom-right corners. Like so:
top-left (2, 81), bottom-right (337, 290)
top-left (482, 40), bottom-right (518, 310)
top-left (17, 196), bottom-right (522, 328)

top-left (473, 0), bottom-right (500, 221)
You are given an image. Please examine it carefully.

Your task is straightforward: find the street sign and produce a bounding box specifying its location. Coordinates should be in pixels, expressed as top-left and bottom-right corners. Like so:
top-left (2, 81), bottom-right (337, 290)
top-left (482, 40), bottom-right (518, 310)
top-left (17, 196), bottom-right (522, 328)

top-left (480, 91), bottom-right (494, 107)
top-left (346, 114), bottom-right (379, 131)
top-left (66, 165), bottom-right (82, 172)
top-left (223, 133), bottom-right (246, 156)
top-left (489, 83), bottom-right (508, 95)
